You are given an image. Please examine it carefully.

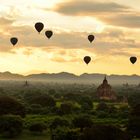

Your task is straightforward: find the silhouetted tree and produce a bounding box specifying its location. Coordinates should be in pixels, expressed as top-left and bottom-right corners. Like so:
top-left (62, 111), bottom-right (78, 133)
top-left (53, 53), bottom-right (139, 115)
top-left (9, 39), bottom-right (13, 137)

top-left (30, 104), bottom-right (42, 114)
top-left (127, 104), bottom-right (140, 138)
top-left (81, 124), bottom-right (131, 140)
top-left (50, 117), bottom-right (70, 130)
top-left (48, 89), bottom-right (56, 95)
top-left (29, 122), bottom-right (47, 134)
top-left (80, 96), bottom-right (93, 111)
top-left (128, 94), bottom-right (140, 107)
top-left (59, 102), bottom-right (73, 114)
top-left (96, 102), bottom-right (109, 111)
top-left (72, 115), bottom-right (93, 132)
top-left (0, 115), bottom-right (23, 138)
top-left (0, 96), bottom-right (26, 117)
top-left (30, 95), bottom-right (56, 107)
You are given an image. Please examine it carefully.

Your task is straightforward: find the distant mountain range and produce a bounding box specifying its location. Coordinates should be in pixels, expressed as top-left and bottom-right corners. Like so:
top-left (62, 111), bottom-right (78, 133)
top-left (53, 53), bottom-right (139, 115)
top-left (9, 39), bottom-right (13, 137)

top-left (0, 71), bottom-right (140, 85)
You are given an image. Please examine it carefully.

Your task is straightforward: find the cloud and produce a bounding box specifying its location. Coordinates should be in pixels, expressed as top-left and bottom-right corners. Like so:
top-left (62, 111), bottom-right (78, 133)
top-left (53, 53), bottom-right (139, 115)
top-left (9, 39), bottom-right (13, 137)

top-left (22, 48), bottom-right (34, 56)
top-left (1, 24), bottom-right (88, 51)
top-left (53, 1), bottom-right (129, 15)
top-left (51, 1), bottom-right (140, 28)
top-left (51, 56), bottom-right (80, 63)
top-left (102, 13), bottom-right (140, 28)
top-left (0, 17), bottom-right (15, 26)
top-left (0, 18), bottom-right (139, 60)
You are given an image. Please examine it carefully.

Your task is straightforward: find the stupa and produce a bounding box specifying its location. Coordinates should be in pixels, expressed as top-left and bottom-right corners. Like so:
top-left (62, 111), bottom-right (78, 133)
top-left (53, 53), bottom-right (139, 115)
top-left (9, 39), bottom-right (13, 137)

top-left (96, 76), bottom-right (116, 100)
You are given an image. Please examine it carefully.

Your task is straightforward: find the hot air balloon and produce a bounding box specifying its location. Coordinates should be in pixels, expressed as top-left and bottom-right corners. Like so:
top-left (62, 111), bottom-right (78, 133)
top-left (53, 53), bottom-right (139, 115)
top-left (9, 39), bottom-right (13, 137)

top-left (35, 22), bottom-right (44, 33)
top-left (88, 35), bottom-right (95, 43)
top-left (45, 30), bottom-right (53, 39)
top-left (10, 37), bottom-right (18, 46)
top-left (84, 56), bottom-right (91, 65)
top-left (130, 56), bottom-right (137, 64)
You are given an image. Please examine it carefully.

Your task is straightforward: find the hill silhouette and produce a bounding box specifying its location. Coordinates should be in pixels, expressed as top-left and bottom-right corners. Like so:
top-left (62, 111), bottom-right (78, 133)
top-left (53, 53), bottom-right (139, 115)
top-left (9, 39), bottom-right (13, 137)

top-left (0, 71), bottom-right (139, 85)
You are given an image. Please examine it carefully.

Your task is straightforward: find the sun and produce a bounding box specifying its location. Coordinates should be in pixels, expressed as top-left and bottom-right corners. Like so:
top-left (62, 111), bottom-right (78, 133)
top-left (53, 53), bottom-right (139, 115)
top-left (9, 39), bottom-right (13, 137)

top-left (82, 17), bottom-right (105, 33)
top-left (95, 22), bottom-right (105, 33)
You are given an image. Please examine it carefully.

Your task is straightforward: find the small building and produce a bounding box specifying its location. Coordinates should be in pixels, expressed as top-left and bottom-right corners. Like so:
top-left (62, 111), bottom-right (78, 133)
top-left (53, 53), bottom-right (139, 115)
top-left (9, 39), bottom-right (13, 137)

top-left (24, 80), bottom-right (29, 87)
top-left (96, 76), bottom-right (116, 100)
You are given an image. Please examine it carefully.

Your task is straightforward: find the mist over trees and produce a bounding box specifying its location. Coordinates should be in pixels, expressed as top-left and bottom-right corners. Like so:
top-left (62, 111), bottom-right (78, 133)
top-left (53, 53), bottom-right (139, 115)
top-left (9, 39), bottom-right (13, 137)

top-left (0, 80), bottom-right (139, 139)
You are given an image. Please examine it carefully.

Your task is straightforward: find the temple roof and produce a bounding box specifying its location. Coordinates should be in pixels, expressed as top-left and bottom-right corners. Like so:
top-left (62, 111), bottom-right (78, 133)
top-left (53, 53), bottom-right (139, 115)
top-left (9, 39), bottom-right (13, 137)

top-left (96, 76), bottom-right (116, 100)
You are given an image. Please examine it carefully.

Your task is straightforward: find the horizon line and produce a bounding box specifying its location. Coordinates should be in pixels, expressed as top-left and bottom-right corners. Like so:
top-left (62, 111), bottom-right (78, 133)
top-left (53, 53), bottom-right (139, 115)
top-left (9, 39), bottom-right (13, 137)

top-left (0, 71), bottom-right (139, 77)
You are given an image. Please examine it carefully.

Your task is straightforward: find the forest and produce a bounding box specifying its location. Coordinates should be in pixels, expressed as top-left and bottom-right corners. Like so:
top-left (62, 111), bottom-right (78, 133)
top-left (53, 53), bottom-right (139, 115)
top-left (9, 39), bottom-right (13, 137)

top-left (0, 80), bottom-right (139, 140)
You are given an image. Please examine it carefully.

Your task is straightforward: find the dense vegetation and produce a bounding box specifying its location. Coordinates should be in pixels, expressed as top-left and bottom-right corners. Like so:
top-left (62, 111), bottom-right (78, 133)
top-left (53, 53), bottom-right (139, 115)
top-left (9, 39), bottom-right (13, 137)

top-left (0, 80), bottom-right (139, 140)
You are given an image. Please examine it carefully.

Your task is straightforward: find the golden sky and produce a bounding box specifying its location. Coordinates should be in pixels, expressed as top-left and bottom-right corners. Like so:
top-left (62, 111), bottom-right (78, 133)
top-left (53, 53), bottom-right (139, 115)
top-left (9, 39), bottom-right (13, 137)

top-left (0, 0), bottom-right (140, 75)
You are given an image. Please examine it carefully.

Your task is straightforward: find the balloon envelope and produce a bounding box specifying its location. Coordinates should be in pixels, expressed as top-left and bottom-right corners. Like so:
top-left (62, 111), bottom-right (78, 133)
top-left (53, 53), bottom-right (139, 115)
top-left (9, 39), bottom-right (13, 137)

top-left (10, 37), bottom-right (18, 46)
top-left (130, 57), bottom-right (137, 64)
top-left (84, 56), bottom-right (91, 65)
top-left (45, 30), bottom-right (53, 39)
top-left (35, 22), bottom-right (44, 33)
top-left (88, 35), bottom-right (95, 43)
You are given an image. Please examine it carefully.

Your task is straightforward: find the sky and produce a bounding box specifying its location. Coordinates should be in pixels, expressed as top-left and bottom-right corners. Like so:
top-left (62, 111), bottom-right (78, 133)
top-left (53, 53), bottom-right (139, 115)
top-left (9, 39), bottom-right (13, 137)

top-left (0, 0), bottom-right (140, 75)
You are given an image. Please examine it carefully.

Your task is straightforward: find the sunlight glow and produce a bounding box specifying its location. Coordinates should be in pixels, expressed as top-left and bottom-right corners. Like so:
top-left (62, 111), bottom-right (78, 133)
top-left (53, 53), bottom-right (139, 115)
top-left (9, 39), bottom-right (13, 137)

top-left (0, 0), bottom-right (139, 75)
top-left (33, 0), bottom-right (63, 8)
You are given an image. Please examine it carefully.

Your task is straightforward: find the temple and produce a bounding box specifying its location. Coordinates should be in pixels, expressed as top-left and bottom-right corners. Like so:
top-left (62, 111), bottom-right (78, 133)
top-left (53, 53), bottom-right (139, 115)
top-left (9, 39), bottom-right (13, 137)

top-left (96, 76), bottom-right (116, 100)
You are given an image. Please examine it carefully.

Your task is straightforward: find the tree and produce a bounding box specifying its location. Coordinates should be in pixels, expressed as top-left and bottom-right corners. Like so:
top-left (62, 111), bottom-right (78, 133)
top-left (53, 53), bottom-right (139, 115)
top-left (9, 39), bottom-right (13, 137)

top-left (118, 105), bottom-right (129, 119)
top-left (127, 104), bottom-right (140, 138)
top-left (50, 117), bottom-right (70, 130)
top-left (23, 88), bottom-right (42, 101)
top-left (96, 111), bottom-right (108, 118)
top-left (53, 127), bottom-right (79, 140)
top-left (107, 105), bottom-right (118, 118)
top-left (30, 104), bottom-right (42, 114)
top-left (72, 115), bottom-right (93, 132)
top-left (0, 87), bottom-right (5, 95)
top-left (59, 102), bottom-right (73, 114)
top-left (81, 124), bottom-right (131, 140)
top-left (128, 94), bottom-right (140, 108)
top-left (96, 102), bottom-right (109, 111)
top-left (30, 95), bottom-right (56, 107)
top-left (0, 115), bottom-right (23, 138)
top-left (130, 104), bottom-right (140, 116)
top-left (63, 93), bottom-right (81, 102)
top-left (29, 122), bottom-right (47, 134)
top-left (0, 96), bottom-right (26, 117)
top-left (48, 89), bottom-right (56, 95)
top-left (80, 96), bottom-right (93, 111)
top-left (81, 102), bottom-right (93, 111)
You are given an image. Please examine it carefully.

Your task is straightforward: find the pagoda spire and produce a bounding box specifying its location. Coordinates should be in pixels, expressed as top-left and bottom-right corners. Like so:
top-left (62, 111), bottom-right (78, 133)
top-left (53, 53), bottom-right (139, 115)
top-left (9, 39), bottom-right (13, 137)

top-left (103, 75), bottom-right (108, 84)
top-left (104, 75), bottom-right (106, 80)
